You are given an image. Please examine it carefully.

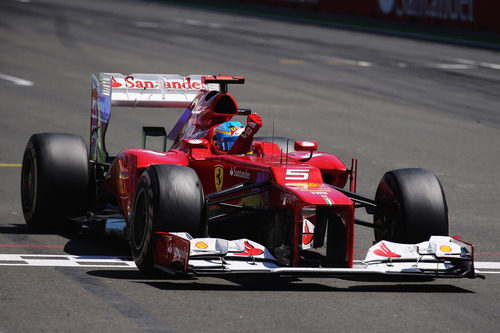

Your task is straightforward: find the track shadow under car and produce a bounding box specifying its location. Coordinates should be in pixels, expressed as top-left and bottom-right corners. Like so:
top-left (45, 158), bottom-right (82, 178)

top-left (86, 269), bottom-right (474, 293)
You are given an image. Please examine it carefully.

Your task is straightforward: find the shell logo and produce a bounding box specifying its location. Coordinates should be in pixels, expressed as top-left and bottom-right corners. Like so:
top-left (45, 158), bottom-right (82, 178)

top-left (440, 245), bottom-right (452, 252)
top-left (195, 242), bottom-right (208, 249)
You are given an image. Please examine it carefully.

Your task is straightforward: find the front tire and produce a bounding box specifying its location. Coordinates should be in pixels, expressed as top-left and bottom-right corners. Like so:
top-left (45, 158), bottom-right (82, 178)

top-left (129, 164), bottom-right (204, 273)
top-left (374, 168), bottom-right (449, 243)
top-left (21, 133), bottom-right (89, 230)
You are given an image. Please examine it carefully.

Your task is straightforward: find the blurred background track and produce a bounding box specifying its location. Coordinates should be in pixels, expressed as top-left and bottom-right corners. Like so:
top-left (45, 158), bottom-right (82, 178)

top-left (0, 0), bottom-right (499, 332)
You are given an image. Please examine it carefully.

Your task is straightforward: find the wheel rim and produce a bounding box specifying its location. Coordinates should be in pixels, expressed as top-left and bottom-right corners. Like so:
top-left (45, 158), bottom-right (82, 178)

top-left (21, 152), bottom-right (36, 213)
top-left (374, 197), bottom-right (399, 242)
top-left (132, 188), bottom-right (148, 250)
top-left (374, 214), bottom-right (395, 241)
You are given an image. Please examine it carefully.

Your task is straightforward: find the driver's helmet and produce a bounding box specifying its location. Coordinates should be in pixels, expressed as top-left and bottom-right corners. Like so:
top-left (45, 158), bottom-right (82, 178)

top-left (213, 121), bottom-right (245, 151)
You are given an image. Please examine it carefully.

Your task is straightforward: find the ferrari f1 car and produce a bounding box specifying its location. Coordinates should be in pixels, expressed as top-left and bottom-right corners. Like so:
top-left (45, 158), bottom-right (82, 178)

top-left (21, 74), bottom-right (478, 279)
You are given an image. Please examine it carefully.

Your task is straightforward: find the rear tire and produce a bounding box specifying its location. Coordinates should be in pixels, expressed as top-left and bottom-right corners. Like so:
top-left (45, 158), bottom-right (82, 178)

top-left (129, 164), bottom-right (204, 273)
top-left (374, 168), bottom-right (449, 243)
top-left (21, 133), bottom-right (89, 230)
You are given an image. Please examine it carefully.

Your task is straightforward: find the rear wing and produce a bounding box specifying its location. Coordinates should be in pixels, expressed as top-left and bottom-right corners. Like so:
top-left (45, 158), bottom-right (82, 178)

top-left (97, 73), bottom-right (219, 108)
top-left (90, 73), bottom-right (218, 163)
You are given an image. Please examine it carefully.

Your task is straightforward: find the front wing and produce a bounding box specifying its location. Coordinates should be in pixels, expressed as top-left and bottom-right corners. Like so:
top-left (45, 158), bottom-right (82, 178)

top-left (153, 233), bottom-right (477, 279)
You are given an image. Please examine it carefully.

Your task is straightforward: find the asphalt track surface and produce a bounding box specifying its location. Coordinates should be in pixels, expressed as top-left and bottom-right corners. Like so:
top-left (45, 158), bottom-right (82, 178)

top-left (1, 0), bottom-right (499, 332)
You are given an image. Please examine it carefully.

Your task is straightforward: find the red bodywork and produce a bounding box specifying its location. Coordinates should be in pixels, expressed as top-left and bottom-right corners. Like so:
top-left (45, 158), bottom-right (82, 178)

top-left (102, 80), bottom-right (355, 268)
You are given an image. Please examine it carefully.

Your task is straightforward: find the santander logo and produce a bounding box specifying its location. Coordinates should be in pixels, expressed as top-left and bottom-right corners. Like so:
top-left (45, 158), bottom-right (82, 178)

top-left (112, 77), bottom-right (122, 88)
top-left (111, 76), bottom-right (206, 90)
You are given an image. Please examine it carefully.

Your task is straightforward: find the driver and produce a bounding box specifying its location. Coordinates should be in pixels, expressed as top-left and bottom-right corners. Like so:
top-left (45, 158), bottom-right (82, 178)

top-left (212, 113), bottom-right (262, 154)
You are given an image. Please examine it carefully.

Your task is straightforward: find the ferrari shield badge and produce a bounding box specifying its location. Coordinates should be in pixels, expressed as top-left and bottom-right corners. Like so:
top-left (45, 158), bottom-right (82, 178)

top-left (214, 165), bottom-right (224, 191)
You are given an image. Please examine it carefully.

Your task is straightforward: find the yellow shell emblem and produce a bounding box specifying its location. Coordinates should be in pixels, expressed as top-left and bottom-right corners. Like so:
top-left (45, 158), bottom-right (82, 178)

top-left (195, 242), bottom-right (208, 249)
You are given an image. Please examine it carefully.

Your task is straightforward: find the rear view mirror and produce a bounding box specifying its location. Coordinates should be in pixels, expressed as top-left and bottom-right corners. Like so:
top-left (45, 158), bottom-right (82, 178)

top-left (294, 141), bottom-right (317, 152)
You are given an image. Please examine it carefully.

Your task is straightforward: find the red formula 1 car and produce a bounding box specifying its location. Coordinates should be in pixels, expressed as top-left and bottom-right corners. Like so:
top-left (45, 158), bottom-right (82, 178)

top-left (21, 74), bottom-right (478, 279)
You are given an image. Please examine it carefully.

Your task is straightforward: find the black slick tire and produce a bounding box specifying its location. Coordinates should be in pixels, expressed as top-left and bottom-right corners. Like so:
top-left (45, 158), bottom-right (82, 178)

top-left (21, 133), bottom-right (89, 230)
top-left (129, 164), bottom-right (204, 273)
top-left (374, 168), bottom-right (449, 243)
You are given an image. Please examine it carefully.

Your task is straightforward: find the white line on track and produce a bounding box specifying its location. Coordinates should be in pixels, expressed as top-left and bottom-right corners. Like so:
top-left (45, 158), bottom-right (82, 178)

top-left (427, 63), bottom-right (473, 70)
top-left (134, 21), bottom-right (159, 28)
top-left (180, 19), bottom-right (222, 29)
top-left (440, 57), bottom-right (500, 70)
top-left (327, 57), bottom-right (373, 67)
top-left (449, 58), bottom-right (477, 65)
top-left (479, 62), bottom-right (500, 70)
top-left (310, 54), bottom-right (373, 67)
top-left (0, 254), bottom-right (136, 268)
top-left (1, 254), bottom-right (499, 274)
top-left (135, 19), bottom-right (222, 29)
top-left (474, 262), bottom-right (500, 270)
top-left (0, 73), bottom-right (34, 86)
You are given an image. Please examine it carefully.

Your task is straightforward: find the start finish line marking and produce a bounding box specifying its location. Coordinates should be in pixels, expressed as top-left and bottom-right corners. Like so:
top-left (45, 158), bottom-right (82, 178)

top-left (0, 254), bottom-right (136, 268)
top-left (0, 254), bottom-right (499, 274)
